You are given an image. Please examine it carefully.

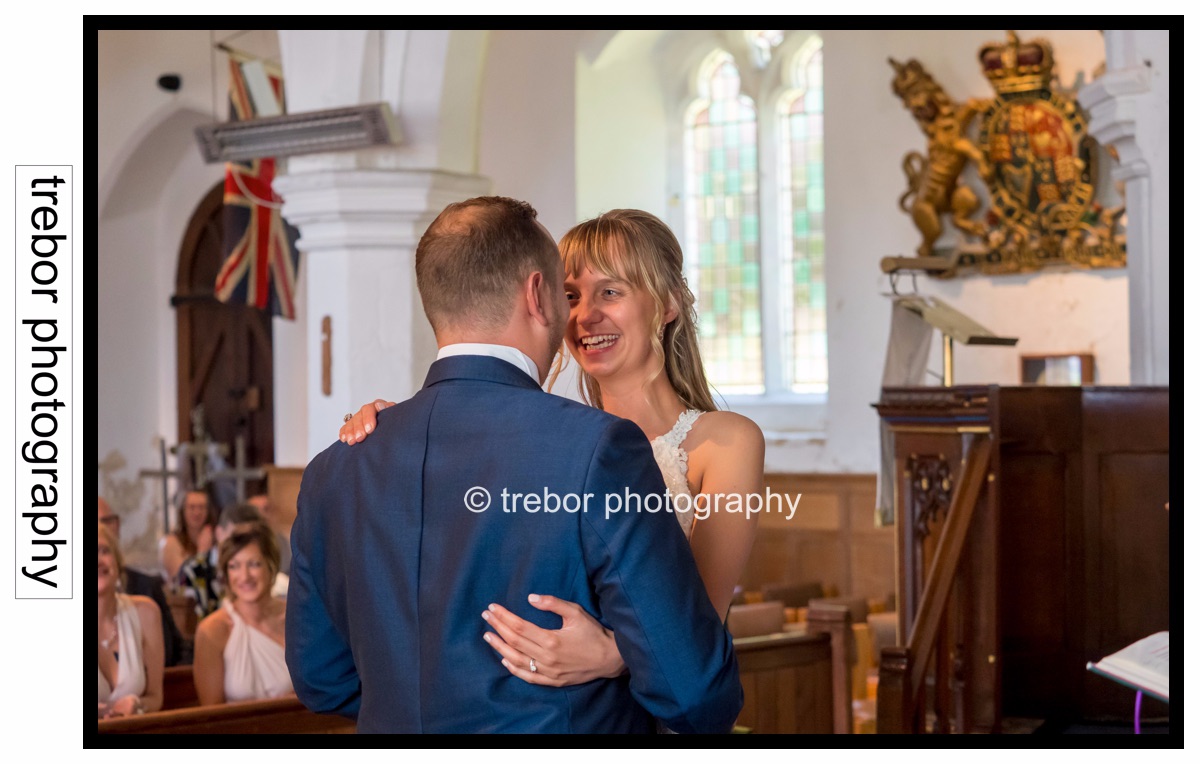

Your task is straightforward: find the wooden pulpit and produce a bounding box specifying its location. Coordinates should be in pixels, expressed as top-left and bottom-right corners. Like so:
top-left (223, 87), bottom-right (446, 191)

top-left (875, 385), bottom-right (1169, 732)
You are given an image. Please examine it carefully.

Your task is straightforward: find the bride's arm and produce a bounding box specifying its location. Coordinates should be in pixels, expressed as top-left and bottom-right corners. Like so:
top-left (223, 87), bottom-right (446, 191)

top-left (483, 414), bottom-right (764, 687)
top-left (339, 399), bottom-right (395, 444)
top-left (482, 595), bottom-right (625, 687)
top-left (687, 412), bottom-right (765, 619)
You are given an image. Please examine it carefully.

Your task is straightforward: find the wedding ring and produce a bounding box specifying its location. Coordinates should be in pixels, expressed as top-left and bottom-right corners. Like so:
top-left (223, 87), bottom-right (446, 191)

top-left (529, 658), bottom-right (537, 673)
top-left (343, 413), bottom-right (353, 423)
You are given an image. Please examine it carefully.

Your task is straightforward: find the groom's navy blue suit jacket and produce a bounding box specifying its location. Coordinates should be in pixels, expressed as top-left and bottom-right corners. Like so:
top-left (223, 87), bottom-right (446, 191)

top-left (286, 355), bottom-right (742, 733)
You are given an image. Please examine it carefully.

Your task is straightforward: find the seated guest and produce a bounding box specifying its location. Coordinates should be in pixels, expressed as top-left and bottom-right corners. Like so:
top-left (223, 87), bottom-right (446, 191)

top-left (179, 503), bottom-right (260, 618)
top-left (193, 523), bottom-right (292, 705)
top-left (159, 488), bottom-right (217, 582)
top-left (247, 493), bottom-right (292, 576)
top-left (180, 504), bottom-right (289, 618)
top-left (98, 522), bottom-right (164, 717)
top-left (98, 497), bottom-right (183, 666)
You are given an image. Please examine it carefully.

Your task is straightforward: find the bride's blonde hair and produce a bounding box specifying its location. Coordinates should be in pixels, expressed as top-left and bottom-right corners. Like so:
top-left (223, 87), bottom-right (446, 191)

top-left (550, 210), bottom-right (717, 413)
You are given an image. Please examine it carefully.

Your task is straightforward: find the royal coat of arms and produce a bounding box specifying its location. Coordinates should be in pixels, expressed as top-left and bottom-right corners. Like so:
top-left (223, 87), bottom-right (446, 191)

top-left (890, 31), bottom-right (1125, 276)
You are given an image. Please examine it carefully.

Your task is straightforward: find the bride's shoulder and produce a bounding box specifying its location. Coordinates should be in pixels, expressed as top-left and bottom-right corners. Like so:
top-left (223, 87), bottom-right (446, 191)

top-left (691, 410), bottom-right (763, 446)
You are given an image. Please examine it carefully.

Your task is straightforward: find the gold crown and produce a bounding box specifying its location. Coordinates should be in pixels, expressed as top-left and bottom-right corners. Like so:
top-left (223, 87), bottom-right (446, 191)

top-left (978, 31), bottom-right (1055, 95)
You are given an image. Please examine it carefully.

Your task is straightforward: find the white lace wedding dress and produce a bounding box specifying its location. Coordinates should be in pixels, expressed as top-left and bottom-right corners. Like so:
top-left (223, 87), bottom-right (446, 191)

top-left (649, 409), bottom-right (703, 540)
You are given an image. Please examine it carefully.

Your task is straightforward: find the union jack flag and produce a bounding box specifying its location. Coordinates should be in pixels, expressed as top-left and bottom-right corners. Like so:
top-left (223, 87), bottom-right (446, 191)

top-left (215, 57), bottom-right (301, 320)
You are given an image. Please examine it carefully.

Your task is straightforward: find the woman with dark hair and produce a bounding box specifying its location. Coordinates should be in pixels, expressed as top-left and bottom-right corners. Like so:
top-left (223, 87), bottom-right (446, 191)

top-left (192, 523), bottom-right (292, 705)
top-left (159, 488), bottom-right (217, 581)
top-left (98, 522), bottom-right (164, 718)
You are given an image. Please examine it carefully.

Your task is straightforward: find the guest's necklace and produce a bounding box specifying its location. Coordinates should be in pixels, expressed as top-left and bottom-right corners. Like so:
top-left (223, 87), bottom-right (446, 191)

top-left (100, 617), bottom-right (118, 651)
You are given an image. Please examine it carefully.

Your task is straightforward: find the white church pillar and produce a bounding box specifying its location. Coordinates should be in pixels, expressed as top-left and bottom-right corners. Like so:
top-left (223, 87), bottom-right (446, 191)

top-left (274, 169), bottom-right (489, 460)
top-left (1079, 30), bottom-right (1170, 385)
top-left (272, 30), bottom-right (491, 461)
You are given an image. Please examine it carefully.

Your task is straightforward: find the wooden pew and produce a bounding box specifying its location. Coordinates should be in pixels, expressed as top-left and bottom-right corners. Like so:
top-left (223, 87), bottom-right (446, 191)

top-left (161, 666), bottom-right (199, 710)
top-left (97, 697), bottom-right (355, 734)
top-left (106, 666), bottom-right (353, 733)
top-left (114, 608), bottom-right (853, 735)
top-left (733, 604), bottom-right (854, 733)
top-left (165, 592), bottom-right (198, 642)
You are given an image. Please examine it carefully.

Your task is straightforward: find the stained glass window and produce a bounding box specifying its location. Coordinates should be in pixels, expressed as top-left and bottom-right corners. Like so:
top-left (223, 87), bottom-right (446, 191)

top-left (779, 46), bottom-right (827, 393)
top-left (684, 51), bottom-right (763, 393)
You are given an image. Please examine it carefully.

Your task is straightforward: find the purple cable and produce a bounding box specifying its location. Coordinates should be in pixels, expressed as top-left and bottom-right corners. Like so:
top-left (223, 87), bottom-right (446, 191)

top-left (1134, 691), bottom-right (1143, 734)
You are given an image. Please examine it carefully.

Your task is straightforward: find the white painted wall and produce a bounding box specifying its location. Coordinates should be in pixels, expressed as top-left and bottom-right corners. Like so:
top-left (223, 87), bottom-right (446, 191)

top-left (479, 29), bottom-right (588, 242)
top-left (576, 33), bottom-right (669, 222)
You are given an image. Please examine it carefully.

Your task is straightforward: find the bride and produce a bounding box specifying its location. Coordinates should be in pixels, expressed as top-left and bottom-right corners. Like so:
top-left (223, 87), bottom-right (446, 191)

top-left (340, 209), bottom-right (763, 687)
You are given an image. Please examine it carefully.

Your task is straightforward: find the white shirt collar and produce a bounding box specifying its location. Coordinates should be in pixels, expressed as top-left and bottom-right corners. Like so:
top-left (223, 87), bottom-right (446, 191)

top-left (436, 343), bottom-right (540, 384)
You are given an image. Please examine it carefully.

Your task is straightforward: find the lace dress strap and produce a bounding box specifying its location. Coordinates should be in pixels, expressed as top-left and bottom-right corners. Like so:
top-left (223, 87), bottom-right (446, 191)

top-left (650, 410), bottom-right (704, 540)
top-left (660, 409), bottom-right (702, 451)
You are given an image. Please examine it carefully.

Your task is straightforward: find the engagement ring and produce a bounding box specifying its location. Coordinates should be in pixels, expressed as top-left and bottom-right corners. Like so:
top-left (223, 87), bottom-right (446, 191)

top-left (529, 658), bottom-right (537, 673)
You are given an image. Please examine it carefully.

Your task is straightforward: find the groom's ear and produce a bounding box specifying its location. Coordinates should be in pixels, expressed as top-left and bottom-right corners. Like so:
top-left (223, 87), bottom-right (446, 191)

top-left (525, 270), bottom-right (551, 327)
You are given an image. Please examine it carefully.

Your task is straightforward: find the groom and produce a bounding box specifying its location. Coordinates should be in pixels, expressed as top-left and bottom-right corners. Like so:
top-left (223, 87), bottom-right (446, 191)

top-left (286, 197), bottom-right (742, 733)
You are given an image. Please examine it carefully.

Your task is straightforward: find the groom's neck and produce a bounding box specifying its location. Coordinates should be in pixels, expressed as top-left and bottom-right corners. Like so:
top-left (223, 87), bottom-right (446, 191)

top-left (435, 326), bottom-right (548, 384)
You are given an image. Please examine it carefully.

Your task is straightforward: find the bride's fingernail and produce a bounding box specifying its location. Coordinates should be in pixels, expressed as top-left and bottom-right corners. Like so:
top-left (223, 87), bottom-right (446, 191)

top-left (482, 611), bottom-right (491, 621)
top-left (483, 633), bottom-right (493, 642)
top-left (365, 424), bottom-right (373, 433)
top-left (528, 594), bottom-right (541, 603)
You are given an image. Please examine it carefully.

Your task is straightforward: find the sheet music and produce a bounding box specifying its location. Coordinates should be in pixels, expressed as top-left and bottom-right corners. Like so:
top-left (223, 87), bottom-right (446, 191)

top-left (1087, 631), bottom-right (1169, 701)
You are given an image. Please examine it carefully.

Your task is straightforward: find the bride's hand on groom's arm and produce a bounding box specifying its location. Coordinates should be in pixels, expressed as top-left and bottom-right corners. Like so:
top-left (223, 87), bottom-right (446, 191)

top-left (481, 594), bottom-right (626, 687)
top-left (339, 399), bottom-right (396, 444)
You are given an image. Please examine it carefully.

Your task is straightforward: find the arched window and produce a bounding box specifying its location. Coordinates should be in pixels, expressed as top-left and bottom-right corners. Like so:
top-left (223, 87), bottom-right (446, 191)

top-left (684, 50), bottom-right (762, 393)
top-left (779, 41), bottom-right (827, 394)
top-left (682, 33), bottom-right (827, 407)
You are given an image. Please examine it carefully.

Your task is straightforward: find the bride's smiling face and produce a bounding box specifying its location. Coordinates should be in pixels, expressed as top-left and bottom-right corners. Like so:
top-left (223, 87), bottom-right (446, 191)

top-left (565, 265), bottom-right (659, 382)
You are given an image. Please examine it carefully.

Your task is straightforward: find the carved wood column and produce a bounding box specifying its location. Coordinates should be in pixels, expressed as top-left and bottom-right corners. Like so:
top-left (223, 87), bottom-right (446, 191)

top-left (808, 604), bottom-right (854, 734)
top-left (875, 386), bottom-right (999, 733)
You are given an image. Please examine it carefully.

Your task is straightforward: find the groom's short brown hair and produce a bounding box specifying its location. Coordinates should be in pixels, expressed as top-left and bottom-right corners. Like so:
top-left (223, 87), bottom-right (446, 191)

top-left (416, 196), bottom-right (560, 332)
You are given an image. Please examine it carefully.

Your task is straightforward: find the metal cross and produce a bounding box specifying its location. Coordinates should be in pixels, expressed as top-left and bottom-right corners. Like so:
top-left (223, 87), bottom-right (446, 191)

top-left (170, 404), bottom-right (227, 489)
top-left (138, 436), bottom-right (183, 534)
top-left (208, 433), bottom-right (265, 504)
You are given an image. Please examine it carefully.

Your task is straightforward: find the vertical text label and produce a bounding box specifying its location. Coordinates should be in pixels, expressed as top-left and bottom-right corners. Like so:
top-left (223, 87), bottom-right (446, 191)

top-left (15, 166), bottom-right (71, 598)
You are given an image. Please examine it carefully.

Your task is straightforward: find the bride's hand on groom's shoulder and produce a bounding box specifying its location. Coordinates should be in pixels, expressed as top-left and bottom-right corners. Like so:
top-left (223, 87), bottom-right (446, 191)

top-left (339, 399), bottom-right (396, 444)
top-left (481, 594), bottom-right (626, 687)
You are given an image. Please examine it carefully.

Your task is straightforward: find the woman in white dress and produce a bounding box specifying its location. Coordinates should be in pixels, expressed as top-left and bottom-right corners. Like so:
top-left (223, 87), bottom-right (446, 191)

top-left (192, 523), bottom-right (293, 705)
top-left (98, 523), bottom-right (165, 718)
top-left (340, 209), bottom-right (764, 688)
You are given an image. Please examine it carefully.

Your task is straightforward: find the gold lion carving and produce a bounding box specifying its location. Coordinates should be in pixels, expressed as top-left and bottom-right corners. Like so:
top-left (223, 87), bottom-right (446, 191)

top-left (889, 58), bottom-right (991, 259)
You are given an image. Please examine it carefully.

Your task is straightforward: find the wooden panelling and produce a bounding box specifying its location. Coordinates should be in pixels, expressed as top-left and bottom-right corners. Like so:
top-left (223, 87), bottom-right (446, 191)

top-left (740, 474), bottom-right (892, 604)
top-left (779, 492), bottom-right (840, 530)
top-left (734, 632), bottom-right (836, 734)
top-left (262, 464), bottom-right (302, 537)
top-left (877, 385), bottom-right (1170, 728)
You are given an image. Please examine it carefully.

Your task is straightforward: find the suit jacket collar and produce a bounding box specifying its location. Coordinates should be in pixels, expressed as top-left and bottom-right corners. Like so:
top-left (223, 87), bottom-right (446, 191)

top-left (422, 354), bottom-right (544, 392)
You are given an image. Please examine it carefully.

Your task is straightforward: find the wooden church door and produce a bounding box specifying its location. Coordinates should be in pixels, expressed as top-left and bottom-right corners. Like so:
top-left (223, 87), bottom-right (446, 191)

top-left (173, 181), bottom-right (274, 498)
